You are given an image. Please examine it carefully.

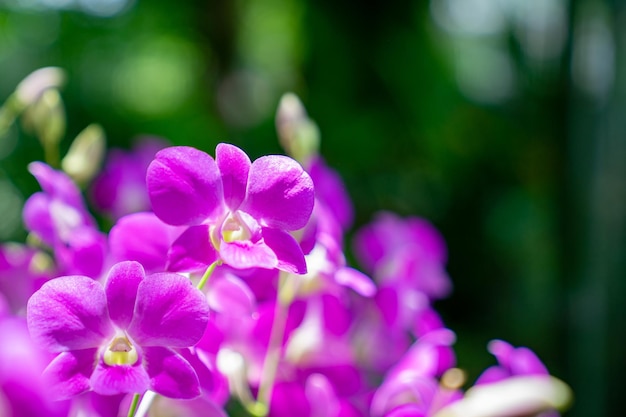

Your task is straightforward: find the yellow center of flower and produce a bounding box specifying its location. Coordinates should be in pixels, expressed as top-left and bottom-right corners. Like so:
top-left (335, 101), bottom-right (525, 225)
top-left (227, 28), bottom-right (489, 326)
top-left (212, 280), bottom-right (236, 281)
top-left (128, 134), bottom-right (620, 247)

top-left (221, 213), bottom-right (251, 243)
top-left (103, 335), bottom-right (139, 366)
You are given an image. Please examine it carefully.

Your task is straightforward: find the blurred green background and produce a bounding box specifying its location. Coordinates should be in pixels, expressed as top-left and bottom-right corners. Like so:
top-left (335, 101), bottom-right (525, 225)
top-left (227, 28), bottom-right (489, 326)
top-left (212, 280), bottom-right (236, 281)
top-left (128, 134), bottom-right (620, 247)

top-left (1, 0), bottom-right (625, 416)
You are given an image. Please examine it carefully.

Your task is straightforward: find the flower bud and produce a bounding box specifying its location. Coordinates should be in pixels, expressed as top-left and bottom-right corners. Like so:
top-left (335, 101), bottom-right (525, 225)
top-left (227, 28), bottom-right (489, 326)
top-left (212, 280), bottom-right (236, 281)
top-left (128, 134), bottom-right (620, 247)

top-left (15, 67), bottom-right (66, 109)
top-left (62, 123), bottom-right (106, 185)
top-left (22, 89), bottom-right (66, 154)
top-left (275, 93), bottom-right (320, 165)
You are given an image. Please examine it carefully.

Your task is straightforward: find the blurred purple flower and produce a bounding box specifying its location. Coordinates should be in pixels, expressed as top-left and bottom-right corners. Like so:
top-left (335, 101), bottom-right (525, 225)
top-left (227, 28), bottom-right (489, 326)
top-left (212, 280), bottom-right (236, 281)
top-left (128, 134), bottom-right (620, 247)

top-left (22, 162), bottom-right (106, 278)
top-left (0, 243), bottom-right (51, 315)
top-left (108, 211), bottom-right (184, 274)
top-left (353, 212), bottom-right (451, 301)
top-left (475, 340), bottom-right (550, 385)
top-left (147, 143), bottom-right (314, 274)
top-left (307, 156), bottom-right (354, 231)
top-left (370, 329), bottom-right (460, 417)
top-left (0, 315), bottom-right (69, 417)
top-left (91, 137), bottom-right (168, 220)
top-left (26, 261), bottom-right (209, 400)
top-left (297, 202), bottom-right (376, 298)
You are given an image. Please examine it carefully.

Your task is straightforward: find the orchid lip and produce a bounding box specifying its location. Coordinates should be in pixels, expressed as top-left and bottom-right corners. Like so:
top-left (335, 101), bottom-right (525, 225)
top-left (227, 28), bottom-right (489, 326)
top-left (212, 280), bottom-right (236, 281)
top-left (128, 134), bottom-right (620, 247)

top-left (221, 212), bottom-right (252, 243)
top-left (103, 333), bottom-right (139, 366)
top-left (210, 211), bottom-right (256, 250)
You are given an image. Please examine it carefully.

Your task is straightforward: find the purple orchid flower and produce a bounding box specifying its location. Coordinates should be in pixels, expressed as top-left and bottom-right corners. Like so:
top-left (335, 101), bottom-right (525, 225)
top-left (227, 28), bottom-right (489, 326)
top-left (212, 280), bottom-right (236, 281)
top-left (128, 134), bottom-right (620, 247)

top-left (475, 340), bottom-right (550, 385)
top-left (0, 315), bottom-right (70, 417)
top-left (26, 261), bottom-right (210, 400)
top-left (307, 156), bottom-right (354, 231)
top-left (370, 329), bottom-right (460, 417)
top-left (108, 211), bottom-right (184, 274)
top-left (146, 143), bottom-right (315, 274)
top-left (296, 202), bottom-right (376, 298)
top-left (91, 137), bottom-right (168, 220)
top-left (22, 162), bottom-right (107, 278)
top-left (0, 243), bottom-right (52, 315)
top-left (438, 341), bottom-right (567, 417)
top-left (353, 212), bottom-right (451, 301)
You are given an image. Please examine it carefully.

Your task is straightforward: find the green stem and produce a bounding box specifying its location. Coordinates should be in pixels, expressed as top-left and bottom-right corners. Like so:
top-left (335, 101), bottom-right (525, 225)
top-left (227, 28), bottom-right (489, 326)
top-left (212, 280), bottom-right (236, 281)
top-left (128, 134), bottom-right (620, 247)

top-left (44, 141), bottom-right (60, 168)
top-left (254, 274), bottom-right (292, 415)
top-left (127, 393), bottom-right (140, 417)
top-left (197, 260), bottom-right (219, 291)
top-left (133, 391), bottom-right (157, 417)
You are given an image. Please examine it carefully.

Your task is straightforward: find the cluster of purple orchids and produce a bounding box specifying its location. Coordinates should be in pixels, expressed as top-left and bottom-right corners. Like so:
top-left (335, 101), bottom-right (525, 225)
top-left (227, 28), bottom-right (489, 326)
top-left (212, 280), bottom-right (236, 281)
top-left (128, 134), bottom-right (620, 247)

top-left (0, 73), bottom-right (571, 417)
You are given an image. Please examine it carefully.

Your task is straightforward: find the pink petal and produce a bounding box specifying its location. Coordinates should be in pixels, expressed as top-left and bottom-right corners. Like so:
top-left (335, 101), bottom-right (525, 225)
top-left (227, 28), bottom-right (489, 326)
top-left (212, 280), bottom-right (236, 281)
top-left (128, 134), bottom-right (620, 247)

top-left (128, 273), bottom-right (209, 347)
top-left (109, 212), bottom-right (182, 273)
top-left (144, 346), bottom-right (201, 399)
top-left (207, 274), bottom-right (256, 316)
top-left (105, 261), bottom-right (145, 329)
top-left (27, 276), bottom-right (113, 352)
top-left (22, 192), bottom-right (55, 244)
top-left (167, 225), bottom-right (218, 273)
top-left (147, 146), bottom-right (224, 226)
top-left (308, 156), bottom-right (354, 230)
top-left (28, 162), bottom-right (84, 208)
top-left (509, 347), bottom-right (549, 376)
top-left (305, 374), bottom-right (340, 417)
top-left (334, 267), bottom-right (376, 297)
top-left (219, 239), bottom-right (278, 270)
top-left (215, 143), bottom-right (251, 211)
top-left (42, 349), bottom-right (98, 400)
top-left (91, 360), bottom-right (150, 396)
top-left (55, 226), bottom-right (107, 278)
top-left (241, 155), bottom-right (314, 231)
top-left (262, 227), bottom-right (307, 274)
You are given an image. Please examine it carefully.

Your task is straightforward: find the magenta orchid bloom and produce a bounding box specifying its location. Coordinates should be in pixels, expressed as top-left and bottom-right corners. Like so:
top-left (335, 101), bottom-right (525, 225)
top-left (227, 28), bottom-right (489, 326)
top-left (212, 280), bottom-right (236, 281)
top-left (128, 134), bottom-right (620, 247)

top-left (353, 212), bottom-right (451, 302)
top-left (0, 315), bottom-right (70, 417)
top-left (26, 261), bottom-right (209, 400)
top-left (307, 156), bottom-right (354, 231)
top-left (146, 143), bottom-right (315, 274)
top-left (22, 162), bottom-right (106, 278)
top-left (475, 340), bottom-right (550, 385)
top-left (108, 211), bottom-right (184, 274)
top-left (370, 329), bottom-right (460, 417)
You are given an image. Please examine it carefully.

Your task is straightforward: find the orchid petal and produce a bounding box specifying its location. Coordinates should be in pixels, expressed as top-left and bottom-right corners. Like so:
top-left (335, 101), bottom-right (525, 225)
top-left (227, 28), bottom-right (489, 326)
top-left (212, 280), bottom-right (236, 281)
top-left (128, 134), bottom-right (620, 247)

top-left (242, 155), bottom-right (314, 230)
top-left (308, 156), bottom-right (354, 230)
top-left (215, 143), bottom-right (251, 211)
top-left (322, 294), bottom-right (351, 336)
top-left (509, 347), bottom-right (549, 376)
top-left (144, 346), bottom-right (201, 399)
top-left (334, 267), bottom-right (376, 297)
top-left (56, 226), bottom-right (107, 278)
top-left (269, 381), bottom-right (311, 417)
top-left (105, 261), bottom-right (145, 329)
top-left (109, 212), bottom-right (181, 273)
top-left (27, 276), bottom-right (113, 352)
top-left (42, 349), bottom-right (97, 400)
top-left (305, 374), bottom-right (340, 417)
top-left (28, 162), bottom-right (83, 208)
top-left (384, 404), bottom-right (426, 417)
top-left (22, 192), bottom-right (55, 244)
top-left (128, 273), bottom-right (209, 347)
top-left (167, 225), bottom-right (218, 273)
top-left (147, 146), bottom-right (224, 226)
top-left (262, 227), bottom-right (307, 274)
top-left (219, 239), bottom-right (278, 270)
top-left (475, 366), bottom-right (510, 385)
top-left (90, 360), bottom-right (150, 396)
top-left (207, 274), bottom-right (256, 316)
